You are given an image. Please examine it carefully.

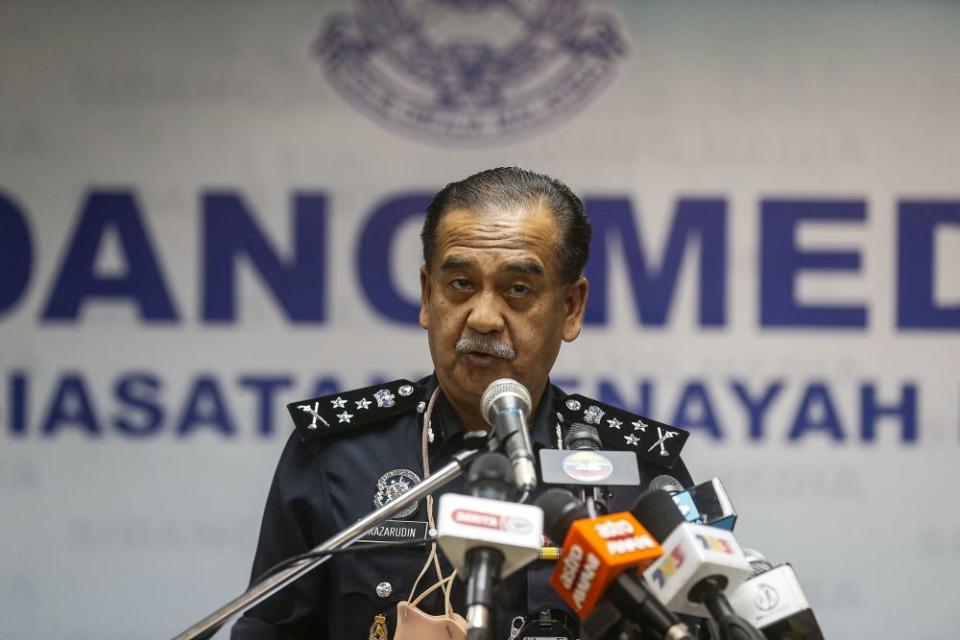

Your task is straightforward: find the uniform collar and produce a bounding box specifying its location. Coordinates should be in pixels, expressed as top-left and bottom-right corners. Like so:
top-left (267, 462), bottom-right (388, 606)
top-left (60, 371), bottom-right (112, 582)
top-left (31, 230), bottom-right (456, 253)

top-left (420, 374), bottom-right (559, 454)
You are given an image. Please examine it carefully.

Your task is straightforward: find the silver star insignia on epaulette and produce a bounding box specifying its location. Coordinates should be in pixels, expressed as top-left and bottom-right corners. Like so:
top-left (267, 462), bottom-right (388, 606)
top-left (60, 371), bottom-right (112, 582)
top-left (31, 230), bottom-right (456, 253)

top-left (355, 398), bottom-right (372, 410)
top-left (337, 411), bottom-right (354, 423)
top-left (607, 418), bottom-right (623, 430)
top-left (331, 396), bottom-right (347, 409)
top-left (632, 419), bottom-right (648, 432)
top-left (624, 433), bottom-right (640, 446)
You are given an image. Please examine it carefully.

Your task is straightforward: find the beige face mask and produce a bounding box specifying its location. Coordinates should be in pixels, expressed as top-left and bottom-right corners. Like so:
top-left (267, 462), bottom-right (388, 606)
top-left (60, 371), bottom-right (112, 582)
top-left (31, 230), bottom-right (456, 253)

top-left (394, 572), bottom-right (466, 640)
top-left (394, 387), bottom-right (467, 640)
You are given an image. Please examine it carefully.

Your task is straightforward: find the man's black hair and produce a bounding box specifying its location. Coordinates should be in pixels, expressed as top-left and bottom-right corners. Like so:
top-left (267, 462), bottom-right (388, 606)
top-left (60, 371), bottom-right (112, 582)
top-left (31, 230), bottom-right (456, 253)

top-left (421, 167), bottom-right (591, 283)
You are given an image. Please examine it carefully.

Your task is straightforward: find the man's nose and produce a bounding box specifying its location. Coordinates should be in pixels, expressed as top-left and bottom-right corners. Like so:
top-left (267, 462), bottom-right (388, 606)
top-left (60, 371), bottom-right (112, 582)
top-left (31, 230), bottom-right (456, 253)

top-left (465, 289), bottom-right (506, 334)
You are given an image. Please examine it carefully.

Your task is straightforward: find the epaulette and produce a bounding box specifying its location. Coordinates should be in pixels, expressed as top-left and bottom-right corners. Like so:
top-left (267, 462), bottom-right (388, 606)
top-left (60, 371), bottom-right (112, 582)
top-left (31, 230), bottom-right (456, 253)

top-left (554, 394), bottom-right (689, 469)
top-left (287, 379), bottom-right (425, 442)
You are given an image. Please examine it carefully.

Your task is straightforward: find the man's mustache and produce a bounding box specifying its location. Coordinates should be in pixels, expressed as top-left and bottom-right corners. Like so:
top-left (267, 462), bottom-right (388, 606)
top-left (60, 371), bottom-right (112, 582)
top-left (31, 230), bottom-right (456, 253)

top-left (455, 335), bottom-right (517, 361)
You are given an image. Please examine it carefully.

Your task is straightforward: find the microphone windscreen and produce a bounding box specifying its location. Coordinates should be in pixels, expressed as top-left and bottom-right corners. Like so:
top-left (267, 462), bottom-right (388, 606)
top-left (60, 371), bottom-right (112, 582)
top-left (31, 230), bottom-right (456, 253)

top-left (630, 489), bottom-right (686, 543)
top-left (466, 452), bottom-right (517, 500)
top-left (563, 422), bottom-right (602, 450)
top-left (480, 378), bottom-right (531, 423)
top-left (647, 474), bottom-right (683, 493)
top-left (467, 451), bottom-right (515, 484)
top-left (535, 488), bottom-right (589, 542)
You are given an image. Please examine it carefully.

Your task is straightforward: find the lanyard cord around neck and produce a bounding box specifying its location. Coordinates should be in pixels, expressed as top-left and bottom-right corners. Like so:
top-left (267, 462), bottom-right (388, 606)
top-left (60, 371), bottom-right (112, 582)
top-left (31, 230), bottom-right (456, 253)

top-left (407, 386), bottom-right (456, 607)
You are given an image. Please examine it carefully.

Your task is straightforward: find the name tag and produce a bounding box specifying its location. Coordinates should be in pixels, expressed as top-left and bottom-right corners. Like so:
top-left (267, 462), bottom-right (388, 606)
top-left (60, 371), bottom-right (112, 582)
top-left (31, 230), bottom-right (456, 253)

top-left (359, 519), bottom-right (430, 543)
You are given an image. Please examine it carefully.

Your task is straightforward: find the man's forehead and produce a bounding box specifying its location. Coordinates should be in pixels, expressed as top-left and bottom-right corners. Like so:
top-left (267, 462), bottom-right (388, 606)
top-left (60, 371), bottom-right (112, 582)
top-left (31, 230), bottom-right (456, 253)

top-left (439, 254), bottom-right (545, 276)
top-left (434, 204), bottom-right (558, 243)
top-left (433, 205), bottom-right (560, 273)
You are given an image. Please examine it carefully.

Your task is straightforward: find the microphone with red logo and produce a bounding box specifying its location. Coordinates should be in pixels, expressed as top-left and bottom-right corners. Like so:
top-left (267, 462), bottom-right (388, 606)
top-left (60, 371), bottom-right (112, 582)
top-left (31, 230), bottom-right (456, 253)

top-left (536, 489), bottom-right (695, 640)
top-left (632, 490), bottom-right (763, 640)
top-left (436, 452), bottom-right (543, 640)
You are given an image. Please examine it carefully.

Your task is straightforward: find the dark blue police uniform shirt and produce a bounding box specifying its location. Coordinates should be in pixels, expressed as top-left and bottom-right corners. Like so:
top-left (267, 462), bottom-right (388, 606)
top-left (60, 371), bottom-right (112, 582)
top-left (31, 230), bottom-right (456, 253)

top-left (231, 376), bottom-right (693, 640)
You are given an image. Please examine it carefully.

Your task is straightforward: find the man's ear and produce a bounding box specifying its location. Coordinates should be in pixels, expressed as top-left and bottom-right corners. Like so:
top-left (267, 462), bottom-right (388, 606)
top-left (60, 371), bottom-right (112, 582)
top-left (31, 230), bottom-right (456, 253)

top-left (561, 276), bottom-right (589, 342)
top-left (418, 266), bottom-right (431, 329)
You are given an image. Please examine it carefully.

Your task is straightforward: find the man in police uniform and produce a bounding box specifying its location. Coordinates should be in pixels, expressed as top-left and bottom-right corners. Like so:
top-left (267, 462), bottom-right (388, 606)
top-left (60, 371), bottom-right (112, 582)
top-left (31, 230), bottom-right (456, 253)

top-left (231, 168), bottom-right (693, 640)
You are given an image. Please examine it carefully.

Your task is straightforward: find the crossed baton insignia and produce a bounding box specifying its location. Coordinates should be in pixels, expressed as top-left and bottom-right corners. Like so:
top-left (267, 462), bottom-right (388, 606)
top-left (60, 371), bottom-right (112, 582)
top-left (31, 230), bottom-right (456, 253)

top-left (297, 402), bottom-right (330, 430)
top-left (647, 427), bottom-right (678, 457)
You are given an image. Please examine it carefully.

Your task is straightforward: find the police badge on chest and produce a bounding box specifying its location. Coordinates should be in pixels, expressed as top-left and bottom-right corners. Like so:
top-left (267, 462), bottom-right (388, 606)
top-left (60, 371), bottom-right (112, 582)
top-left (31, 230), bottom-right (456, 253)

top-left (373, 468), bottom-right (422, 520)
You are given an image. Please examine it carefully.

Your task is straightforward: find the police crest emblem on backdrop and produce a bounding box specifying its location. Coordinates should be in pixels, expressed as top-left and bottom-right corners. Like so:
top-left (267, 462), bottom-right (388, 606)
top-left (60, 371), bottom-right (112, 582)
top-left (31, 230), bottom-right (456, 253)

top-left (313, 0), bottom-right (627, 143)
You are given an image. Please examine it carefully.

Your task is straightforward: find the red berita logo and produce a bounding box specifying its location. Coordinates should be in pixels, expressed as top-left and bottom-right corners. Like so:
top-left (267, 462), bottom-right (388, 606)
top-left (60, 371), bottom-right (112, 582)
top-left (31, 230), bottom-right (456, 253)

top-left (452, 509), bottom-right (501, 530)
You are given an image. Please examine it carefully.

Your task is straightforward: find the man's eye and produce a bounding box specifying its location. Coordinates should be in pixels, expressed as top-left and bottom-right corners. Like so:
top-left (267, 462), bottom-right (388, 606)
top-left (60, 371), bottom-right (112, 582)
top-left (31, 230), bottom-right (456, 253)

top-left (450, 278), bottom-right (472, 291)
top-left (508, 284), bottom-right (530, 296)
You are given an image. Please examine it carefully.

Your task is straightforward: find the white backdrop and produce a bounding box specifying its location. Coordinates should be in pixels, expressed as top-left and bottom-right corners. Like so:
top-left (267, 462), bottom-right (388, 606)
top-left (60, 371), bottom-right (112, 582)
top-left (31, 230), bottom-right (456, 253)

top-left (1, 1), bottom-right (958, 638)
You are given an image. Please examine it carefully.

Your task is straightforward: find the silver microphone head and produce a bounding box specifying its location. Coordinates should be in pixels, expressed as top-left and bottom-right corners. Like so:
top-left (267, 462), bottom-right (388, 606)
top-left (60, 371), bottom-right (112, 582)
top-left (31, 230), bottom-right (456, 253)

top-left (480, 378), bottom-right (532, 426)
top-left (480, 378), bottom-right (536, 493)
top-left (647, 474), bottom-right (684, 493)
top-left (563, 423), bottom-right (602, 450)
top-left (742, 548), bottom-right (774, 575)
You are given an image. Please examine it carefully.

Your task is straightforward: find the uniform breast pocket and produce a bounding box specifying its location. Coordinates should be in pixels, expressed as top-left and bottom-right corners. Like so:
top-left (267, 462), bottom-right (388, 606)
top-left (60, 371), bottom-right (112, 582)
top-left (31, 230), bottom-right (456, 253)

top-left (327, 549), bottom-right (428, 639)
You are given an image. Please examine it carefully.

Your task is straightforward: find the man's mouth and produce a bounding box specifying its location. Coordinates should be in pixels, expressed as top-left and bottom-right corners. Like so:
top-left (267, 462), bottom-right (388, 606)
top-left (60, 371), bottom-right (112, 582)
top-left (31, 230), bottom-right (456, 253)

top-left (461, 352), bottom-right (500, 368)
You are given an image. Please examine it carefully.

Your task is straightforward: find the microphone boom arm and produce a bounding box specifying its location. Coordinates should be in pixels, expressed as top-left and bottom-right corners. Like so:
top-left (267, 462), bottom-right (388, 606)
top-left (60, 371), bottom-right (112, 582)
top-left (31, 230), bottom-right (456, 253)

top-left (170, 447), bottom-right (487, 640)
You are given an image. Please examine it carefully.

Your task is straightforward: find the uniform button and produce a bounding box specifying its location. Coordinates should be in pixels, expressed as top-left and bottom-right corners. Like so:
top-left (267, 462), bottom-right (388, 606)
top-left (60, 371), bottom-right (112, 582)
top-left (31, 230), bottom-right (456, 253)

top-left (375, 582), bottom-right (392, 598)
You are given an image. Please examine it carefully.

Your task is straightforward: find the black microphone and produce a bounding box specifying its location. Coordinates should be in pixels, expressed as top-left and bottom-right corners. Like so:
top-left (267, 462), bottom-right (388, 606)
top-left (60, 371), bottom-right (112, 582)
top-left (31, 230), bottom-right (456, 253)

top-left (444, 453), bottom-right (530, 640)
top-left (729, 550), bottom-right (825, 640)
top-left (536, 489), bottom-right (695, 640)
top-left (481, 378), bottom-right (536, 493)
top-left (464, 453), bottom-right (514, 640)
top-left (563, 422), bottom-right (602, 450)
top-left (632, 490), bottom-right (763, 640)
top-left (562, 422), bottom-right (610, 516)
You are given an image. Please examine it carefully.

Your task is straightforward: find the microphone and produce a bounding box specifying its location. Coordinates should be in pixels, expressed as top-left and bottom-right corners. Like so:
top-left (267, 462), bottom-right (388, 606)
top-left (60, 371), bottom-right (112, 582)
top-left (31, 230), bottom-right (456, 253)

top-left (670, 478), bottom-right (738, 531)
top-left (536, 489), bottom-right (694, 640)
top-left (632, 490), bottom-right (763, 640)
top-left (540, 423), bottom-right (641, 495)
top-left (648, 474), bottom-right (685, 493)
top-left (436, 452), bottom-right (543, 640)
top-left (729, 550), bottom-right (825, 639)
top-left (562, 422), bottom-right (609, 516)
top-left (563, 422), bottom-right (603, 450)
top-left (481, 378), bottom-right (537, 493)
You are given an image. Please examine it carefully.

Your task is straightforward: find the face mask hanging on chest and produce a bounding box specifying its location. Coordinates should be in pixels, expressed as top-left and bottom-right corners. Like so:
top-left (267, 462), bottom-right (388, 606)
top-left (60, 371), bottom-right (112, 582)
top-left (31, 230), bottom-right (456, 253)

top-left (393, 495), bottom-right (466, 640)
top-left (393, 571), bottom-right (466, 640)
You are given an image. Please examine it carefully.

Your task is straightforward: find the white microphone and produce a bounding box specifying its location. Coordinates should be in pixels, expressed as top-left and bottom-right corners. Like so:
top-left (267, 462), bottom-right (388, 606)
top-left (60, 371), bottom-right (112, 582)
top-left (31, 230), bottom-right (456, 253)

top-left (436, 494), bottom-right (543, 579)
top-left (436, 453), bottom-right (543, 639)
top-left (632, 490), bottom-right (763, 640)
top-left (480, 378), bottom-right (537, 492)
top-left (729, 550), bottom-right (824, 639)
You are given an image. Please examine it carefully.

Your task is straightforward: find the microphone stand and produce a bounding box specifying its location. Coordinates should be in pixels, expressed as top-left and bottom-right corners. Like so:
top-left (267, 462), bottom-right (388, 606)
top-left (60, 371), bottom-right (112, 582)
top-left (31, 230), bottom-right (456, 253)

top-left (171, 446), bottom-right (487, 640)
